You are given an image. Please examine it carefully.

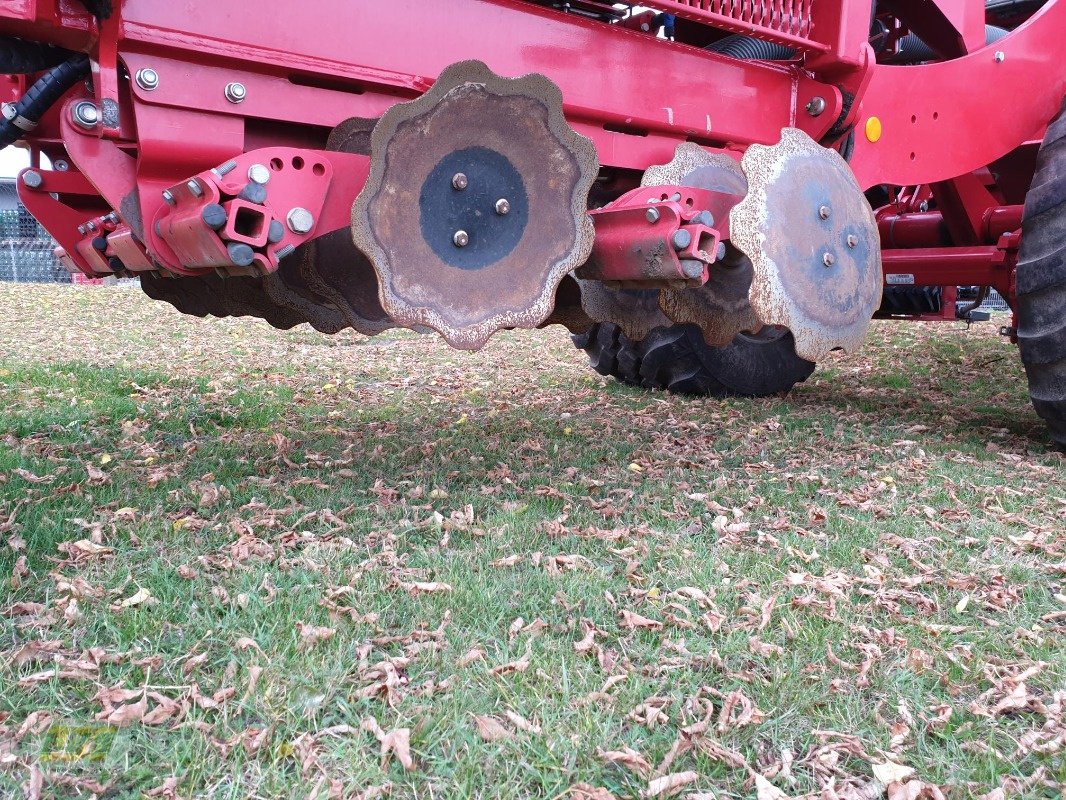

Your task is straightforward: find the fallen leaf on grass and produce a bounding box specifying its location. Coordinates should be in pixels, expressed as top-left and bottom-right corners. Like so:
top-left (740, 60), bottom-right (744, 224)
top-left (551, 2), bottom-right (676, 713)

top-left (621, 609), bottom-right (664, 630)
top-left (872, 761), bottom-right (916, 784)
top-left (473, 714), bottom-right (512, 741)
top-left (119, 587), bottom-right (153, 608)
top-left (598, 745), bottom-right (652, 777)
top-left (570, 785), bottom-right (617, 800)
top-left (457, 647), bottom-right (484, 667)
top-left (504, 710), bottom-right (541, 734)
top-left (642, 771), bottom-right (698, 798)
top-left (362, 717), bottom-right (414, 770)
top-left (402, 581), bottom-right (453, 595)
top-left (753, 773), bottom-right (791, 800)
top-left (100, 692), bottom-right (147, 727)
top-left (296, 622), bottom-right (336, 649)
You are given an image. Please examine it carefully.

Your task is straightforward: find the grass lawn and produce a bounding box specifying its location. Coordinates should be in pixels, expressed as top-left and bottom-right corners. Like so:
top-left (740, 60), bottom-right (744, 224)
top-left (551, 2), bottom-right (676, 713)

top-left (0, 282), bottom-right (1063, 799)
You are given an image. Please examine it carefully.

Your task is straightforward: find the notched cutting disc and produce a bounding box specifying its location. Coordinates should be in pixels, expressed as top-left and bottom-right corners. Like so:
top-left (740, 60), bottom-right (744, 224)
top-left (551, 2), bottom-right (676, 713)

top-left (352, 60), bottom-right (598, 349)
top-left (646, 143), bottom-right (761, 347)
top-left (730, 128), bottom-right (883, 361)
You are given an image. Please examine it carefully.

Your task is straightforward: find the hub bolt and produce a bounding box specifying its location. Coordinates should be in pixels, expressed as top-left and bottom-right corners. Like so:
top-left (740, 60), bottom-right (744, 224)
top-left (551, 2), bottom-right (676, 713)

top-left (646, 207), bottom-right (660, 224)
top-left (224, 82), bottom-right (247, 104)
top-left (135, 68), bottom-right (159, 91)
top-left (994, 51), bottom-right (1005, 63)
top-left (186, 179), bottom-right (203, 198)
top-left (846, 234), bottom-right (858, 248)
top-left (453, 230), bottom-right (470, 248)
top-left (806, 96), bottom-right (827, 116)
top-left (823, 252), bottom-right (835, 267)
top-left (162, 189), bottom-right (175, 205)
top-left (247, 164), bottom-right (271, 185)
top-left (72, 101), bottom-right (100, 129)
top-left (818, 205), bottom-right (831, 220)
top-left (22, 170), bottom-right (42, 189)
top-left (452, 173), bottom-right (468, 190)
top-left (495, 198), bottom-right (510, 216)
top-left (672, 229), bottom-right (692, 251)
top-left (692, 210), bottom-right (715, 227)
top-left (286, 207), bottom-right (315, 235)
top-left (680, 259), bottom-right (704, 279)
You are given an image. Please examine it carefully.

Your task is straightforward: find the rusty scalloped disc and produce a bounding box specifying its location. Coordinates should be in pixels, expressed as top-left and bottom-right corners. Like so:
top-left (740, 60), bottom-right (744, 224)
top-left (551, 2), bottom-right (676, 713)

top-left (351, 60), bottom-right (598, 350)
top-left (730, 128), bottom-right (883, 361)
top-left (574, 279), bottom-right (672, 342)
top-left (646, 143), bottom-right (761, 348)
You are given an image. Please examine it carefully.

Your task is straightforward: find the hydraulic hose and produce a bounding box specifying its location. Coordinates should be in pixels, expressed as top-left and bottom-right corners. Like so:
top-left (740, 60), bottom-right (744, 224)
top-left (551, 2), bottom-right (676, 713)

top-left (888, 25), bottom-right (1008, 64)
top-left (0, 38), bottom-right (74, 74)
top-left (706, 34), bottom-right (795, 60)
top-left (0, 53), bottom-right (89, 150)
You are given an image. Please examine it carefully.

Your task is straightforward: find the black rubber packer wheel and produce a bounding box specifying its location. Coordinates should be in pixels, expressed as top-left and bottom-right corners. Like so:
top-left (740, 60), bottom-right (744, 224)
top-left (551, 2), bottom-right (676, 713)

top-left (1016, 95), bottom-right (1066, 449)
top-left (572, 322), bottom-right (814, 397)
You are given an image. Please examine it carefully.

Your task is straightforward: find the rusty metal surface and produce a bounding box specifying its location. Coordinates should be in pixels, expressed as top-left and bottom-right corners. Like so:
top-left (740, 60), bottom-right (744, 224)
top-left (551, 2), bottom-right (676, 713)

top-left (731, 128), bottom-right (882, 362)
top-left (574, 280), bottom-right (672, 342)
top-left (539, 275), bottom-right (594, 334)
top-left (351, 60), bottom-right (598, 350)
top-left (648, 144), bottom-right (760, 347)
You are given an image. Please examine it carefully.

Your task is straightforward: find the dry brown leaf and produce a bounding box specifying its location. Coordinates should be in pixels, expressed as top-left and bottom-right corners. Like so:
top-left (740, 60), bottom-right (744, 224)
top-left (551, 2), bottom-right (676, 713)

top-left (296, 622), bottom-right (336, 649)
top-left (598, 745), bottom-right (652, 776)
top-left (872, 761), bottom-right (916, 785)
top-left (473, 714), bottom-right (512, 741)
top-left (402, 581), bottom-right (453, 595)
top-left (642, 771), bottom-right (698, 798)
top-left (504, 710), bottom-right (542, 734)
top-left (101, 692), bottom-right (148, 727)
top-left (570, 785), bottom-right (617, 800)
top-left (458, 647), bottom-right (484, 667)
top-left (753, 773), bottom-right (791, 800)
top-left (621, 609), bottom-right (664, 630)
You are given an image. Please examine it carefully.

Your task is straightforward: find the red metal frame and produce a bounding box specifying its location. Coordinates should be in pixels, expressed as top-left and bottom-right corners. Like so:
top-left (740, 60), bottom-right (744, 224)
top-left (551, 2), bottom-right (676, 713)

top-left (2, 0), bottom-right (1063, 325)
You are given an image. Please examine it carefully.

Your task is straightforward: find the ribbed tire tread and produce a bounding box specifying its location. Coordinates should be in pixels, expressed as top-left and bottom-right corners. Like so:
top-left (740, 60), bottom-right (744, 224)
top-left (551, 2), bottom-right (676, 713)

top-left (573, 322), bottom-right (814, 398)
top-left (1017, 96), bottom-right (1066, 449)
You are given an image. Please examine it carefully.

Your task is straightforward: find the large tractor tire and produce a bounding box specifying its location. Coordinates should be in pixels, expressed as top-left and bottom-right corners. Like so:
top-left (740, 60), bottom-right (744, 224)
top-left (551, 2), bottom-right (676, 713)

top-left (1017, 97), bottom-right (1066, 449)
top-left (572, 322), bottom-right (815, 397)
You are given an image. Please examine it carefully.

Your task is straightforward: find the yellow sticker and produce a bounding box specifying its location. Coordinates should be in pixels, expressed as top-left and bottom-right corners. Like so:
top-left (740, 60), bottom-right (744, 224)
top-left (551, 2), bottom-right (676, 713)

top-left (865, 116), bottom-right (883, 142)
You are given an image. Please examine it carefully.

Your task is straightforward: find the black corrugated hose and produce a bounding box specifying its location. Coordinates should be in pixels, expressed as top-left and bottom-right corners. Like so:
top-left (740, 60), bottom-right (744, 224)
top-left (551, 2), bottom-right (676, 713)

top-left (0, 52), bottom-right (89, 150)
top-left (0, 38), bottom-right (74, 74)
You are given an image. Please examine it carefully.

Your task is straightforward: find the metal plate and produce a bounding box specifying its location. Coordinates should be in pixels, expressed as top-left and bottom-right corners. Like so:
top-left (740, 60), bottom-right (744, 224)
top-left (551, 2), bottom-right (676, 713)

top-left (352, 60), bottom-right (598, 349)
top-left (301, 116), bottom-right (397, 336)
top-left (731, 128), bottom-right (883, 361)
top-left (575, 280), bottom-right (672, 342)
top-left (647, 144), bottom-right (761, 347)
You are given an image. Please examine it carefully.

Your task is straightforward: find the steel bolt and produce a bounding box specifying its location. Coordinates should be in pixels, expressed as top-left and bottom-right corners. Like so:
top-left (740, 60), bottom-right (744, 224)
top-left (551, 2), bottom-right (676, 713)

top-left (22, 170), bottom-right (42, 189)
top-left (135, 68), bottom-right (159, 91)
top-left (672, 229), bottom-right (692, 251)
top-left (162, 189), bottom-right (175, 206)
top-left (994, 50), bottom-right (1005, 63)
top-left (1, 103), bottom-right (15, 121)
top-left (692, 210), bottom-right (714, 227)
top-left (53, 159), bottom-right (69, 171)
top-left (495, 198), bottom-right (510, 216)
top-left (680, 259), bottom-right (704, 279)
top-left (72, 101), bottom-right (100, 129)
top-left (846, 234), bottom-right (858, 249)
top-left (806, 96), bottom-right (827, 116)
top-left (276, 243), bottom-right (296, 260)
top-left (247, 163), bottom-right (271, 185)
top-left (716, 242), bottom-right (727, 261)
top-left (77, 225), bottom-right (86, 235)
top-left (227, 241), bottom-right (255, 267)
top-left (186, 179), bottom-right (203, 198)
top-left (670, 192), bottom-right (682, 202)
top-left (453, 230), bottom-right (470, 248)
top-left (451, 173), bottom-right (468, 190)
top-left (86, 220), bottom-right (96, 232)
top-left (818, 205), bottom-right (831, 220)
top-left (267, 219), bottom-right (285, 244)
top-left (215, 160), bottom-right (238, 177)
top-left (646, 207), bottom-right (660, 224)
top-left (286, 207), bottom-right (315, 235)
top-left (823, 252), bottom-right (835, 267)
top-left (224, 82), bottom-right (247, 104)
